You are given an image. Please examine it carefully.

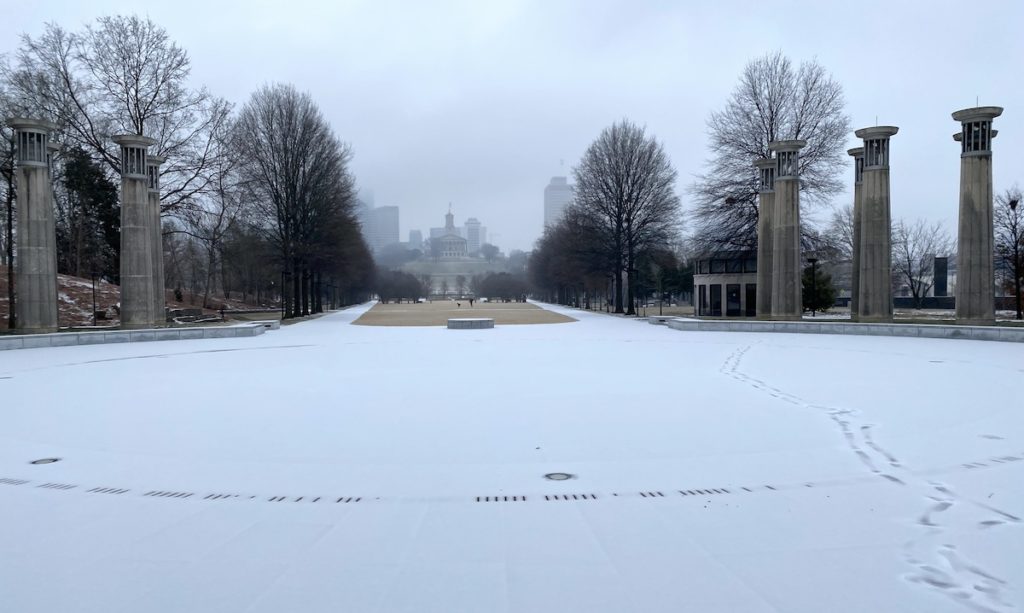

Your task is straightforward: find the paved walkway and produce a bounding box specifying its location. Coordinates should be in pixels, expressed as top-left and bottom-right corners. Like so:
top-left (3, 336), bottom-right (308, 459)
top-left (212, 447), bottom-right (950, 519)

top-left (1, 301), bottom-right (1021, 612)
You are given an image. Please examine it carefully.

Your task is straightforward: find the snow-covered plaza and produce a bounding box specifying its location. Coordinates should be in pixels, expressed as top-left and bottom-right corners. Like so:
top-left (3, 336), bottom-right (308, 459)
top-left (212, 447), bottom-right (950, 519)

top-left (1, 302), bottom-right (1022, 613)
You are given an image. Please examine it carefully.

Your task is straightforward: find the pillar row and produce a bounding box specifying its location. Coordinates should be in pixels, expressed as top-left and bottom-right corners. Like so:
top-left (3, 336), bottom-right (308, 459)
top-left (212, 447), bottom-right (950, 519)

top-left (7, 117), bottom-right (59, 333)
top-left (855, 126), bottom-right (897, 323)
top-left (113, 134), bottom-right (157, 329)
top-left (754, 157), bottom-right (775, 319)
top-left (953, 106), bottom-right (1002, 325)
top-left (147, 155), bottom-right (166, 325)
top-left (847, 147), bottom-right (863, 321)
top-left (768, 139), bottom-right (806, 320)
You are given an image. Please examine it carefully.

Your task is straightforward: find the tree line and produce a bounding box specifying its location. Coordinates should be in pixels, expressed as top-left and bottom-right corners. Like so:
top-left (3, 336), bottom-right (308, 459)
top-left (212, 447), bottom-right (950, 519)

top-left (1, 15), bottom-right (374, 325)
top-left (529, 119), bottom-right (683, 315)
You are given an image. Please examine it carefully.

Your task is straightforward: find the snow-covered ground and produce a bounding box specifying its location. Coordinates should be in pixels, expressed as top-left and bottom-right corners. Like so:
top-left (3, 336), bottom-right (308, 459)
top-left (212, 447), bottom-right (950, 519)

top-left (1, 302), bottom-right (1022, 613)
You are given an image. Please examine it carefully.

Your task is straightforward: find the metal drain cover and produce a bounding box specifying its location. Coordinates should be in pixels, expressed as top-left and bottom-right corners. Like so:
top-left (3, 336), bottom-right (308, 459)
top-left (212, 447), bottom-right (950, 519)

top-left (29, 458), bottom-right (61, 465)
top-left (544, 472), bottom-right (574, 481)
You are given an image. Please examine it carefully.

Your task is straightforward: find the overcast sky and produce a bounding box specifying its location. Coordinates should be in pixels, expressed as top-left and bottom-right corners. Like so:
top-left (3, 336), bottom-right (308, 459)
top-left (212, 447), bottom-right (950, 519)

top-left (6, 0), bottom-right (1024, 252)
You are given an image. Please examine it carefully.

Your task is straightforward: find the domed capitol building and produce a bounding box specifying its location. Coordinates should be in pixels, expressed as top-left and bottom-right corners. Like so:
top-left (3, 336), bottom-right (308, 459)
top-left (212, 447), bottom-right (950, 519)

top-left (400, 207), bottom-right (512, 297)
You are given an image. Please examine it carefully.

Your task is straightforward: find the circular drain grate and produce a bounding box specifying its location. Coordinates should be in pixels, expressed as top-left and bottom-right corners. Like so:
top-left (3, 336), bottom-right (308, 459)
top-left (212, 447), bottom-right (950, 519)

top-left (544, 472), bottom-right (574, 481)
top-left (29, 458), bottom-right (61, 465)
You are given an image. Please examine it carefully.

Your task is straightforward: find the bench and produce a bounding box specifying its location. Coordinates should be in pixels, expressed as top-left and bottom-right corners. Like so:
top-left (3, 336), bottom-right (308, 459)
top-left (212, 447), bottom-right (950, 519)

top-left (447, 318), bottom-right (495, 330)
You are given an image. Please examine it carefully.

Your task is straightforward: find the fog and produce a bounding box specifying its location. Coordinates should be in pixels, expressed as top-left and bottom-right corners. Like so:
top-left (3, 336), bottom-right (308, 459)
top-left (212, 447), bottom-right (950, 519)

top-left (6, 0), bottom-right (1024, 251)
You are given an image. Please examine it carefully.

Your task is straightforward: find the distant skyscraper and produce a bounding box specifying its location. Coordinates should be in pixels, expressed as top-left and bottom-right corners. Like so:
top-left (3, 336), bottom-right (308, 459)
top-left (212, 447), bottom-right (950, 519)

top-left (409, 230), bottom-right (423, 250)
top-left (364, 205), bottom-right (400, 253)
top-left (544, 176), bottom-right (573, 228)
top-left (464, 217), bottom-right (483, 255)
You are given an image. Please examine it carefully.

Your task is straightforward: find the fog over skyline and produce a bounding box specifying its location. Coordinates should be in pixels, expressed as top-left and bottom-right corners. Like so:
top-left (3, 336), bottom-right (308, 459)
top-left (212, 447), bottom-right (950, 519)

top-left (7, 0), bottom-right (1024, 252)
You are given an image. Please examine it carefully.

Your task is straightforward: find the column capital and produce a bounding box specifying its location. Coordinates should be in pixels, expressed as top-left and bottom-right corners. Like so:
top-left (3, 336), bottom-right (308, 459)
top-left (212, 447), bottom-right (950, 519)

top-left (111, 134), bottom-right (158, 148)
top-left (952, 106), bottom-right (1003, 123)
top-left (112, 134), bottom-right (156, 178)
top-left (146, 155), bottom-right (166, 193)
top-left (7, 117), bottom-right (57, 167)
top-left (754, 157), bottom-right (775, 193)
top-left (854, 126), bottom-right (898, 140)
top-left (857, 127), bottom-right (898, 170)
top-left (768, 140), bottom-right (805, 179)
top-left (6, 117), bottom-right (57, 132)
top-left (767, 139), bottom-right (807, 153)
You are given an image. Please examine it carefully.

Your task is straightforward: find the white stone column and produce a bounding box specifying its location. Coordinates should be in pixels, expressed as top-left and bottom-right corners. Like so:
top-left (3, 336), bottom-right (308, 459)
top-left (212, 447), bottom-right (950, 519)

top-left (953, 106), bottom-right (1002, 325)
top-left (7, 118), bottom-right (59, 333)
top-left (847, 147), bottom-right (864, 321)
top-left (147, 155), bottom-right (166, 325)
top-left (769, 140), bottom-right (806, 320)
top-left (113, 134), bottom-right (157, 329)
top-left (855, 127), bottom-right (897, 323)
top-left (754, 157), bottom-right (775, 319)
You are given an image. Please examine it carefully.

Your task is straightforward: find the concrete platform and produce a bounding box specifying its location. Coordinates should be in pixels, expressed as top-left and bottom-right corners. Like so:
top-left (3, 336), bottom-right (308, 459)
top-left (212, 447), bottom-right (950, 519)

top-left (649, 317), bottom-right (1024, 343)
top-left (2, 302), bottom-right (1023, 612)
top-left (447, 318), bottom-right (495, 329)
top-left (0, 323), bottom-right (267, 351)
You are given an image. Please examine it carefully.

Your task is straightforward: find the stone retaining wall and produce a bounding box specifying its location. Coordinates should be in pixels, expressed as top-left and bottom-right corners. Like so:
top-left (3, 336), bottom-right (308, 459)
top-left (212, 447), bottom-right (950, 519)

top-left (0, 323), bottom-right (267, 351)
top-left (651, 318), bottom-right (1024, 343)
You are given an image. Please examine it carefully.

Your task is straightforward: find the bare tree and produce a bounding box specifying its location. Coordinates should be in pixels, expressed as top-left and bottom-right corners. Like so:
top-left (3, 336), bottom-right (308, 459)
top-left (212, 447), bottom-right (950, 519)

top-left (892, 218), bottom-right (954, 308)
top-left (179, 127), bottom-right (243, 309)
top-left (995, 186), bottom-right (1023, 319)
top-left (824, 202), bottom-right (855, 260)
top-left (573, 119), bottom-right (680, 314)
top-left (418, 274), bottom-right (433, 300)
top-left (4, 16), bottom-right (232, 214)
top-left (691, 51), bottom-right (851, 251)
top-left (233, 83), bottom-right (360, 318)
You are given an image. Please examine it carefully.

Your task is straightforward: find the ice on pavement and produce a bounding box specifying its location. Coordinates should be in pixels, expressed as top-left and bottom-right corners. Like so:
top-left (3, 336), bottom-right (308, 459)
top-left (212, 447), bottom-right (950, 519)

top-left (0, 302), bottom-right (1021, 612)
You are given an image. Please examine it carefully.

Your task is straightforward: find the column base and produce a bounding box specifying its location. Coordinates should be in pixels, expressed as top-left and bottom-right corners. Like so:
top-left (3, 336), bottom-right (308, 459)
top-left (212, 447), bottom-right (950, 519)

top-left (119, 322), bottom-right (157, 330)
top-left (857, 316), bottom-right (893, 324)
top-left (957, 318), bottom-right (995, 326)
top-left (14, 326), bottom-right (59, 334)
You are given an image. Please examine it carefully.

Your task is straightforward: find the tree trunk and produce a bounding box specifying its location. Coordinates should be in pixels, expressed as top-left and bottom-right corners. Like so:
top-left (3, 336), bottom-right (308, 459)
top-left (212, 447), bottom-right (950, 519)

top-left (613, 267), bottom-right (623, 313)
top-left (203, 246), bottom-right (216, 309)
top-left (625, 248), bottom-right (636, 316)
top-left (300, 269), bottom-right (309, 316)
top-left (291, 262), bottom-right (301, 317)
top-left (314, 271), bottom-right (322, 313)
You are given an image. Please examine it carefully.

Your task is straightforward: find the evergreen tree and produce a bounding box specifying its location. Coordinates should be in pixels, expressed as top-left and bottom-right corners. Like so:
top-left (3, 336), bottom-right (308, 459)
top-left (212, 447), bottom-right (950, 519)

top-left (802, 264), bottom-right (837, 314)
top-left (59, 147), bottom-right (119, 280)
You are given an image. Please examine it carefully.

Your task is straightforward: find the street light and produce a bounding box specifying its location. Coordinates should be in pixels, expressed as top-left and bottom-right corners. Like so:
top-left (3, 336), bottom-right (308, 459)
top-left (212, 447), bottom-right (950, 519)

top-left (807, 257), bottom-right (819, 317)
top-left (280, 270), bottom-right (289, 320)
top-left (1010, 198), bottom-right (1021, 320)
top-left (90, 270), bottom-right (98, 326)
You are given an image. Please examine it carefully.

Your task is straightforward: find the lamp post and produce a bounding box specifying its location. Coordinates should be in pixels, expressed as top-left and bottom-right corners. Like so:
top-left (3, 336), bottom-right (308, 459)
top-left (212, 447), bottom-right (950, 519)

top-left (280, 271), bottom-right (287, 320)
top-left (1010, 198), bottom-right (1022, 320)
top-left (91, 270), bottom-right (98, 326)
top-left (807, 257), bottom-right (819, 317)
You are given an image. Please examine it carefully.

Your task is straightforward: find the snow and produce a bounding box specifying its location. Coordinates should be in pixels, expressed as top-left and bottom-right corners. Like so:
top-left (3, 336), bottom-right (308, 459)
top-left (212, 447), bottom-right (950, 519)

top-left (0, 302), bottom-right (1022, 612)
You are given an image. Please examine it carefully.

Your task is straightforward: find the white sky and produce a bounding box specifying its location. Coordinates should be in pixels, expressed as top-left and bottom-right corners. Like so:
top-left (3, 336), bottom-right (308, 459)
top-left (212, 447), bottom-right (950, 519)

top-left (5, 0), bottom-right (1024, 251)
